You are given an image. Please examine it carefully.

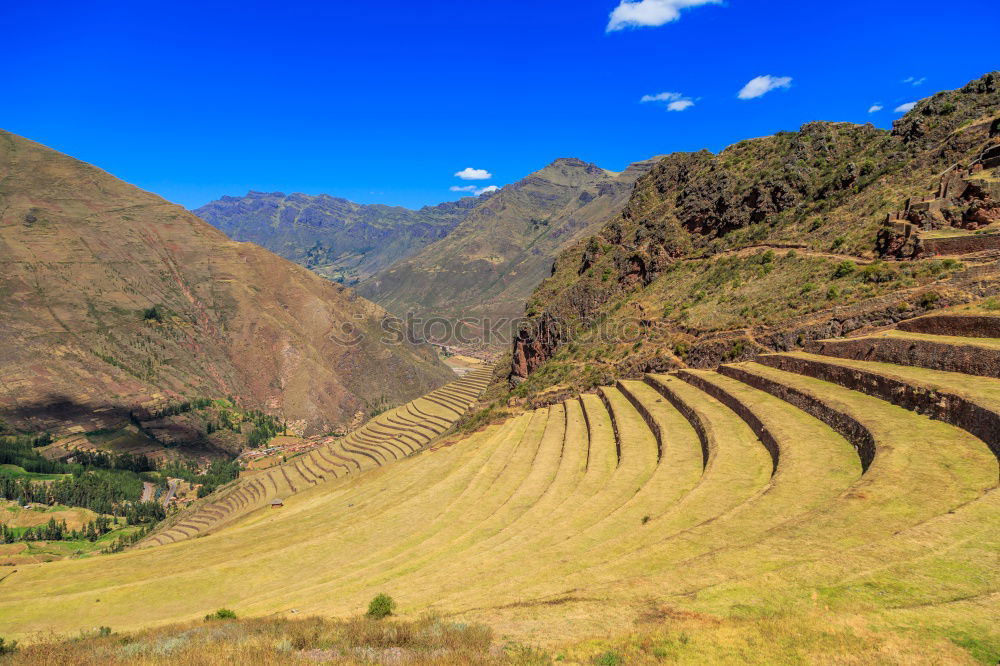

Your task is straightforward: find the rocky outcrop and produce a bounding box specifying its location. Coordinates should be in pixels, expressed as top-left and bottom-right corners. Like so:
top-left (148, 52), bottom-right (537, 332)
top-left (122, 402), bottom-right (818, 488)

top-left (510, 313), bottom-right (566, 383)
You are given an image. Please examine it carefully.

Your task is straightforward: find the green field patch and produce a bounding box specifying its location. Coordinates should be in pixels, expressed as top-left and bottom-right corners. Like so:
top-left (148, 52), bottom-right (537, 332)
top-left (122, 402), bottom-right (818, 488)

top-left (0, 464), bottom-right (69, 481)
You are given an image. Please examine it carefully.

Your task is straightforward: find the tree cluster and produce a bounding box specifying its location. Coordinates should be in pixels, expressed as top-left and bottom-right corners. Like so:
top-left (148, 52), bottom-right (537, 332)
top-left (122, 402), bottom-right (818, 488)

top-left (0, 515), bottom-right (113, 543)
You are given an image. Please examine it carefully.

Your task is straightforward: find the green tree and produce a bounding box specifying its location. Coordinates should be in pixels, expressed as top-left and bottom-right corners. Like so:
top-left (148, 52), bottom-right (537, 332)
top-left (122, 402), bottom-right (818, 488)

top-left (366, 593), bottom-right (396, 619)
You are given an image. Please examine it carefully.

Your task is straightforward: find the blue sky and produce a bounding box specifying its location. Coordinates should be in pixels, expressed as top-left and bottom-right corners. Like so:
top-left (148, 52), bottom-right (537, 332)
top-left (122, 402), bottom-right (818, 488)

top-left (3, 0), bottom-right (998, 210)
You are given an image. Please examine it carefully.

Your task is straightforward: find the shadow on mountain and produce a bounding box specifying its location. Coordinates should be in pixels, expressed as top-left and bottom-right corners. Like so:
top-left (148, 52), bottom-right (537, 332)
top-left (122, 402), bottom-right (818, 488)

top-left (0, 395), bottom-right (132, 435)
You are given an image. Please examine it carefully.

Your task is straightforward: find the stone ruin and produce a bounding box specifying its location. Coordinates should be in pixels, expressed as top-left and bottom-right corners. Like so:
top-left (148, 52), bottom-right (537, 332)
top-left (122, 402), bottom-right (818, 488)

top-left (878, 133), bottom-right (1000, 259)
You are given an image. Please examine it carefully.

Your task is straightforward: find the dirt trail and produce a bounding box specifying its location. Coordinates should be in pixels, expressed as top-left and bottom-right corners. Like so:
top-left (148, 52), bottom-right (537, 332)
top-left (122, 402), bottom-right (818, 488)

top-left (685, 243), bottom-right (875, 265)
top-left (140, 482), bottom-right (155, 503)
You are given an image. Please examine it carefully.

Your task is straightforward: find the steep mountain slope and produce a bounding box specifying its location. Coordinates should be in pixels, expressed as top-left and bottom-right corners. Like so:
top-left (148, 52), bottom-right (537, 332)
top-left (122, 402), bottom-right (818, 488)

top-left (502, 72), bottom-right (1000, 403)
top-left (356, 156), bottom-right (662, 334)
top-left (0, 131), bottom-right (454, 437)
top-left (194, 191), bottom-right (483, 285)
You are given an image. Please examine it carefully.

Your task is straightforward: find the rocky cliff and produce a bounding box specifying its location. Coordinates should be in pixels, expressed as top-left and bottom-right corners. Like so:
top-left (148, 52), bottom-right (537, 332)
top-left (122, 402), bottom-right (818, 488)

top-left (504, 72), bottom-right (1000, 401)
top-left (0, 131), bottom-right (455, 436)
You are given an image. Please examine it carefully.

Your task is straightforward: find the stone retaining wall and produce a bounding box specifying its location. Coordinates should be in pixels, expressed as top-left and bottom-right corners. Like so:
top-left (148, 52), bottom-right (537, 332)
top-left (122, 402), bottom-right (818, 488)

top-left (897, 314), bottom-right (1000, 337)
top-left (753, 354), bottom-right (1000, 460)
top-left (804, 337), bottom-right (1000, 378)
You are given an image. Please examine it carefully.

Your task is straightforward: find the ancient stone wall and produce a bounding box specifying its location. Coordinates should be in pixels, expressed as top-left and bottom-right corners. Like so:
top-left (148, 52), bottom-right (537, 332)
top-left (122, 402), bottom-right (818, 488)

top-left (804, 336), bottom-right (1000, 378)
top-left (897, 314), bottom-right (1000, 337)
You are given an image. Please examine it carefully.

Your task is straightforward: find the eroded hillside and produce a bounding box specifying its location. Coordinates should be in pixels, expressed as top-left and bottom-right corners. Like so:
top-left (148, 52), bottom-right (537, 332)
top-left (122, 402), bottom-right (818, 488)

top-left (0, 131), bottom-right (454, 437)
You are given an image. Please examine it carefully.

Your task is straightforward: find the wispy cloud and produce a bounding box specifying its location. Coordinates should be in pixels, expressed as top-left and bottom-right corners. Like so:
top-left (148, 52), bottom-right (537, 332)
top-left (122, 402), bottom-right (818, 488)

top-left (450, 185), bottom-right (477, 192)
top-left (640, 91), bottom-right (696, 111)
top-left (868, 104), bottom-right (883, 113)
top-left (737, 75), bottom-right (793, 100)
top-left (894, 101), bottom-right (917, 113)
top-left (902, 76), bottom-right (927, 86)
top-left (454, 167), bottom-right (492, 181)
top-left (476, 185), bottom-right (500, 196)
top-left (606, 0), bottom-right (721, 32)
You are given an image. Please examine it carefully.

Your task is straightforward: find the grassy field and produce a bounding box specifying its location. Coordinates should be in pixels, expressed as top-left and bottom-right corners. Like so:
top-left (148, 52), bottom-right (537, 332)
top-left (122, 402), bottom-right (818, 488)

top-left (0, 464), bottom-right (69, 482)
top-left (142, 368), bottom-right (494, 547)
top-left (0, 501), bottom-right (143, 564)
top-left (0, 325), bottom-right (996, 663)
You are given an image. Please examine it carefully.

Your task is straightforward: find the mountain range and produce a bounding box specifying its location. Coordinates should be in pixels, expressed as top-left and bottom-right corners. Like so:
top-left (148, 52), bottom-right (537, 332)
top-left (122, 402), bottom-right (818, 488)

top-left (196, 156), bottom-right (663, 342)
top-left (194, 191), bottom-right (484, 285)
top-left (356, 156), bottom-right (664, 330)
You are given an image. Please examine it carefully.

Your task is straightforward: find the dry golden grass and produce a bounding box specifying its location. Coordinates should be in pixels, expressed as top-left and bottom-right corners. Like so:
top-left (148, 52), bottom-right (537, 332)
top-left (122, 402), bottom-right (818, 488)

top-left (0, 331), bottom-right (997, 663)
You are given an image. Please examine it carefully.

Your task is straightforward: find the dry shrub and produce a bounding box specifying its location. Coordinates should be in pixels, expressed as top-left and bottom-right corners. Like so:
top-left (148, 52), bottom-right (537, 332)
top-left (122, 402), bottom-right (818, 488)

top-left (7, 613), bottom-right (502, 666)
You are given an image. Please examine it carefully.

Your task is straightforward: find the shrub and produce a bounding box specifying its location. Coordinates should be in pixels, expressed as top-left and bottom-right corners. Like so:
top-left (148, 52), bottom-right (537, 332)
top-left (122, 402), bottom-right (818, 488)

top-left (0, 637), bottom-right (17, 655)
top-left (142, 304), bottom-right (166, 322)
top-left (832, 261), bottom-right (856, 279)
top-left (366, 593), bottom-right (396, 619)
top-left (831, 236), bottom-right (846, 251)
top-left (594, 650), bottom-right (624, 666)
top-left (826, 285), bottom-right (840, 300)
top-left (861, 261), bottom-right (898, 284)
top-left (918, 292), bottom-right (940, 308)
top-left (983, 297), bottom-right (1000, 311)
top-left (205, 608), bottom-right (237, 621)
top-left (724, 340), bottom-right (747, 361)
top-left (641, 515), bottom-right (651, 525)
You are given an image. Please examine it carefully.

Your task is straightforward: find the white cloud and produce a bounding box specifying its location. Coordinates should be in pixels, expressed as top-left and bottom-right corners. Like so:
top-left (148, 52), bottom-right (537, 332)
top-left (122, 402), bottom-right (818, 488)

top-left (454, 167), bottom-right (492, 180)
top-left (895, 101), bottom-right (917, 113)
top-left (450, 185), bottom-right (477, 192)
top-left (606, 0), bottom-right (721, 31)
top-left (903, 76), bottom-right (927, 86)
top-left (868, 104), bottom-right (883, 113)
top-left (640, 91), bottom-right (696, 111)
top-left (476, 185), bottom-right (500, 196)
top-left (737, 75), bottom-right (793, 100)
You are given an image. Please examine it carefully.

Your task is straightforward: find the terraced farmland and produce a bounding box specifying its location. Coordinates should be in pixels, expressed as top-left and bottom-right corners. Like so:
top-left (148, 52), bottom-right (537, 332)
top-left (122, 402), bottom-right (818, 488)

top-left (142, 367), bottom-right (494, 546)
top-left (0, 317), bottom-right (996, 658)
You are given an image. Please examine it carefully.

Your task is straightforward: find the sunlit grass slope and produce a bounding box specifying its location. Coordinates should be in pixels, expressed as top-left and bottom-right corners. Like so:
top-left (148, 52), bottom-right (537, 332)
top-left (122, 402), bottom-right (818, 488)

top-left (0, 318), bottom-right (997, 662)
top-left (144, 368), bottom-right (494, 546)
